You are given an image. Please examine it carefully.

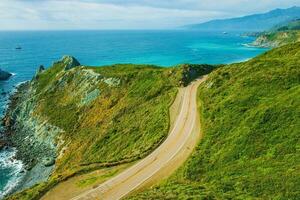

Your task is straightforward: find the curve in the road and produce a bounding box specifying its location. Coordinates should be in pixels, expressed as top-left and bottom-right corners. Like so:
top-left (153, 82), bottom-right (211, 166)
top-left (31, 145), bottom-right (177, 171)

top-left (71, 76), bottom-right (207, 200)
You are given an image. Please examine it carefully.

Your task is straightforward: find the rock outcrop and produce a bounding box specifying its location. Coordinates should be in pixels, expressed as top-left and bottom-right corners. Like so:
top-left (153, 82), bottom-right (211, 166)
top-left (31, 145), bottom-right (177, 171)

top-left (251, 34), bottom-right (279, 48)
top-left (250, 31), bottom-right (300, 48)
top-left (34, 65), bottom-right (45, 80)
top-left (2, 55), bottom-right (85, 192)
top-left (37, 65), bottom-right (45, 74)
top-left (0, 68), bottom-right (12, 80)
top-left (179, 64), bottom-right (214, 86)
top-left (62, 55), bottom-right (81, 70)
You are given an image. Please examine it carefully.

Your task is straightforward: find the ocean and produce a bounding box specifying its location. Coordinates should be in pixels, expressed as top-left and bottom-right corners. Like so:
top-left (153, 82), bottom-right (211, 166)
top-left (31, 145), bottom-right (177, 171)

top-left (0, 30), bottom-right (267, 197)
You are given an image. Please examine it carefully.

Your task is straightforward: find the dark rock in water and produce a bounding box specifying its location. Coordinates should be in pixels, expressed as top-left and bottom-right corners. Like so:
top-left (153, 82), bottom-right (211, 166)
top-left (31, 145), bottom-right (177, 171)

top-left (0, 68), bottom-right (12, 80)
top-left (62, 55), bottom-right (81, 70)
top-left (42, 157), bottom-right (55, 167)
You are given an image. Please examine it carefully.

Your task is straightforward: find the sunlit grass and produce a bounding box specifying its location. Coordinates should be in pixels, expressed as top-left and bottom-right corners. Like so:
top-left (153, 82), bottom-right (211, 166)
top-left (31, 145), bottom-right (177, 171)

top-left (128, 43), bottom-right (300, 200)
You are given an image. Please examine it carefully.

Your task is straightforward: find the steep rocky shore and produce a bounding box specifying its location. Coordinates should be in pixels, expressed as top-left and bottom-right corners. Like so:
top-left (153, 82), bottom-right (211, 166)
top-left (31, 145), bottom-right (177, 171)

top-left (1, 56), bottom-right (80, 193)
top-left (248, 19), bottom-right (300, 48)
top-left (250, 32), bottom-right (294, 48)
top-left (251, 34), bottom-right (279, 48)
top-left (3, 82), bottom-right (60, 191)
top-left (249, 31), bottom-right (300, 48)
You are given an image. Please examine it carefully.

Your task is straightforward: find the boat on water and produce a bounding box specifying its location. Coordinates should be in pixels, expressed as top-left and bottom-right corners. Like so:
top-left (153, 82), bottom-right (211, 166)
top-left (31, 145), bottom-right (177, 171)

top-left (15, 46), bottom-right (22, 50)
top-left (223, 32), bottom-right (228, 35)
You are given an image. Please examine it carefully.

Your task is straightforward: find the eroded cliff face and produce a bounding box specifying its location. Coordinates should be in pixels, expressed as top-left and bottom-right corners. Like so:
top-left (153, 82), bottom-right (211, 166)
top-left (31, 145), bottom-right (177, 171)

top-left (251, 31), bottom-right (300, 48)
top-left (2, 56), bottom-right (80, 191)
top-left (251, 34), bottom-right (280, 48)
top-left (3, 83), bottom-right (61, 191)
top-left (2, 55), bottom-right (124, 192)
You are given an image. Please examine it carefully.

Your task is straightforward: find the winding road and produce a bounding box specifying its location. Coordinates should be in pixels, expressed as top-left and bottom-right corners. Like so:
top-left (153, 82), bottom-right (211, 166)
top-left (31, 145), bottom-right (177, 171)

top-left (71, 76), bottom-right (207, 200)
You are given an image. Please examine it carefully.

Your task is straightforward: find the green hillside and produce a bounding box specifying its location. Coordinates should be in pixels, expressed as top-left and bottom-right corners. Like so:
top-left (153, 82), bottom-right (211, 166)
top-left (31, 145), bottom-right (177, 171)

top-left (128, 43), bottom-right (300, 200)
top-left (273, 19), bottom-right (300, 31)
top-left (5, 58), bottom-right (213, 199)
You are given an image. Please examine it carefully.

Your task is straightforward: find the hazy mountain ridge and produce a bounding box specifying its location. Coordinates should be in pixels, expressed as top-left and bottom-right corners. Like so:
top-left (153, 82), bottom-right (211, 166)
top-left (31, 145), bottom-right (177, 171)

top-left (186, 6), bottom-right (300, 31)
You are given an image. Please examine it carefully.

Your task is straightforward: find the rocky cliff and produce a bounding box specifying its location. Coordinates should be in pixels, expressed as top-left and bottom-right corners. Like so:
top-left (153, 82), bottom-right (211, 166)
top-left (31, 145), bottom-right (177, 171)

top-left (251, 30), bottom-right (300, 48)
top-left (3, 56), bottom-right (80, 192)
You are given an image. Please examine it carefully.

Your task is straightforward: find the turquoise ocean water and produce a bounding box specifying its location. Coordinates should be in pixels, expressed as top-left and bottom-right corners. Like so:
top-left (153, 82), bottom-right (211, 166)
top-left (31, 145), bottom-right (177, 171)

top-left (0, 30), bottom-right (267, 197)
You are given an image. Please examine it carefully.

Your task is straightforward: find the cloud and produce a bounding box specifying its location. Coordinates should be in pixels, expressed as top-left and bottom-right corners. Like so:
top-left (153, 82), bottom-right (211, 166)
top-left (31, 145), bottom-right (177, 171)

top-left (0, 0), bottom-right (299, 30)
top-left (77, 0), bottom-right (300, 13)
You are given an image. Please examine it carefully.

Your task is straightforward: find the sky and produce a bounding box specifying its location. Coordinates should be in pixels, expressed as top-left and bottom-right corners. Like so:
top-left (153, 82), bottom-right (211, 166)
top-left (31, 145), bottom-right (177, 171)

top-left (0, 0), bottom-right (300, 30)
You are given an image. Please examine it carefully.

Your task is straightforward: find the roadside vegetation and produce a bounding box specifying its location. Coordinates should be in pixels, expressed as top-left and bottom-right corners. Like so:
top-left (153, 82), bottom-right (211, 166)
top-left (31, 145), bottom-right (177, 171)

top-left (128, 43), bottom-right (300, 199)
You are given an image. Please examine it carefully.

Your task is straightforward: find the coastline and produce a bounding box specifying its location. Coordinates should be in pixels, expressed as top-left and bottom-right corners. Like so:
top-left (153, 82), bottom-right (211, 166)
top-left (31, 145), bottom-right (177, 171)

top-left (0, 82), bottom-right (28, 198)
top-left (1, 80), bottom-right (57, 198)
top-left (0, 30), bottom-right (269, 199)
top-left (229, 57), bottom-right (251, 64)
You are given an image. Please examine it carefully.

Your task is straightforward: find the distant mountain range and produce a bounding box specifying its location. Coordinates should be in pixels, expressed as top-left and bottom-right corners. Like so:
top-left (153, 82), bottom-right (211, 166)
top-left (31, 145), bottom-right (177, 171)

top-left (185, 6), bottom-right (300, 31)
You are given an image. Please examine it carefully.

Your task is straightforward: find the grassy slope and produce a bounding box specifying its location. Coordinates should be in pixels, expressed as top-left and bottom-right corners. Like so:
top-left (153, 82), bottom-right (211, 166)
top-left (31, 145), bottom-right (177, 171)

top-left (8, 61), bottom-right (213, 199)
top-left (40, 65), bottom-right (180, 170)
top-left (128, 43), bottom-right (300, 200)
top-left (273, 19), bottom-right (300, 31)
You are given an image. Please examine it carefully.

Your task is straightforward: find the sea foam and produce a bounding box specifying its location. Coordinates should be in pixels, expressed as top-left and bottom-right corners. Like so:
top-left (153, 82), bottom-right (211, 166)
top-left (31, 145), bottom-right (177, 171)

top-left (0, 148), bottom-right (24, 199)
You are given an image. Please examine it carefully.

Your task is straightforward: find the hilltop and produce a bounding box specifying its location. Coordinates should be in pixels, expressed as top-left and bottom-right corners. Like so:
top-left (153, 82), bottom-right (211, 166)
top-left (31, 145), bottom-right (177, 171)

top-left (128, 43), bottom-right (300, 199)
top-left (0, 68), bottom-right (12, 80)
top-left (185, 6), bottom-right (300, 31)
